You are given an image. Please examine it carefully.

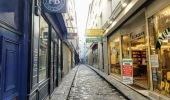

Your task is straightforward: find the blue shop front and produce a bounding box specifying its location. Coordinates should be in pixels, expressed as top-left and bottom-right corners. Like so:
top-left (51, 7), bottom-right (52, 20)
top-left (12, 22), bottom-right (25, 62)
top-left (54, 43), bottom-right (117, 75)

top-left (0, 0), bottom-right (67, 100)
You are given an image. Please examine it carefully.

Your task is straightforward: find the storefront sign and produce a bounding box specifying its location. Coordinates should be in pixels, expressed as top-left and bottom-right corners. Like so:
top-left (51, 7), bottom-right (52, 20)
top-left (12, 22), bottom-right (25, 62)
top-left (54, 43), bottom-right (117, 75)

top-left (85, 29), bottom-right (104, 37)
top-left (122, 59), bottom-right (133, 84)
top-left (160, 81), bottom-right (170, 93)
top-left (131, 32), bottom-right (144, 40)
top-left (42, 0), bottom-right (66, 13)
top-left (86, 37), bottom-right (102, 43)
top-left (67, 33), bottom-right (77, 39)
top-left (156, 27), bottom-right (170, 49)
top-left (150, 54), bottom-right (159, 68)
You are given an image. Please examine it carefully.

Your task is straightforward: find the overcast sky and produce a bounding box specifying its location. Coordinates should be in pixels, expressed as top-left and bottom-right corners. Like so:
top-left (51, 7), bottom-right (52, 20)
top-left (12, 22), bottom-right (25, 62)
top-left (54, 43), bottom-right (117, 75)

top-left (75, 0), bottom-right (91, 44)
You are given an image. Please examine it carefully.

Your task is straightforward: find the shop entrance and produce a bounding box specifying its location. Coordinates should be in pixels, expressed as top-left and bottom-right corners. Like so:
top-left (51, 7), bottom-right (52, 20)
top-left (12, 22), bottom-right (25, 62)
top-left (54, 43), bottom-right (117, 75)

top-left (130, 33), bottom-right (149, 89)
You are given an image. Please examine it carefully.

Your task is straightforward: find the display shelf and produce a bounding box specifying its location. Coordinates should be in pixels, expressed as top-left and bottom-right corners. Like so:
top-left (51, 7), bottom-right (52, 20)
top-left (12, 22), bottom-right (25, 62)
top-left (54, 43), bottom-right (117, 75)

top-left (132, 51), bottom-right (146, 63)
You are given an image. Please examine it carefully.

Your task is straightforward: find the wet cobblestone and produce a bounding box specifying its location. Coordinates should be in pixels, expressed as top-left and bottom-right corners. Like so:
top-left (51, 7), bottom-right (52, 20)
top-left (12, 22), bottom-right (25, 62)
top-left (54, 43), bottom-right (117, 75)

top-left (68, 65), bottom-right (127, 100)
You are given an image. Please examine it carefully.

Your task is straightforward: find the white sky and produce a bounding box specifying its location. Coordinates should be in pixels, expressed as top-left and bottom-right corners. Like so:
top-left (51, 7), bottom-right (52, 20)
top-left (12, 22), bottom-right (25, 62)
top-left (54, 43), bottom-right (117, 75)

top-left (75, 0), bottom-right (91, 44)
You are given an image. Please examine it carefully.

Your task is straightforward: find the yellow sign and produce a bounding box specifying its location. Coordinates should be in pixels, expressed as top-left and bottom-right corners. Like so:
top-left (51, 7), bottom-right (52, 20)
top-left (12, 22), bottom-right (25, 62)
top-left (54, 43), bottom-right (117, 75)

top-left (160, 81), bottom-right (170, 93)
top-left (85, 29), bottom-right (104, 37)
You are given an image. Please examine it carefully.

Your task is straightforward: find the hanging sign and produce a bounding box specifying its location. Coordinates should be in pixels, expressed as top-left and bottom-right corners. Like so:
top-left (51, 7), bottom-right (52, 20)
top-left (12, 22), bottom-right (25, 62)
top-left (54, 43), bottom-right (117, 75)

top-left (86, 37), bottom-right (102, 43)
top-left (85, 29), bottom-right (104, 37)
top-left (131, 32), bottom-right (145, 40)
top-left (67, 33), bottom-right (77, 39)
top-left (150, 54), bottom-right (159, 68)
top-left (122, 59), bottom-right (133, 84)
top-left (42, 0), bottom-right (66, 13)
top-left (156, 27), bottom-right (170, 49)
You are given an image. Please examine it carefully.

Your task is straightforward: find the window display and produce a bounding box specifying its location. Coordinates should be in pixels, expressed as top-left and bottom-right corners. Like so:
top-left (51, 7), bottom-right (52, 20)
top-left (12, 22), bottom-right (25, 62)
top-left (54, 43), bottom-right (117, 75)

top-left (122, 35), bottom-right (130, 58)
top-left (109, 35), bottom-right (121, 76)
top-left (148, 6), bottom-right (170, 97)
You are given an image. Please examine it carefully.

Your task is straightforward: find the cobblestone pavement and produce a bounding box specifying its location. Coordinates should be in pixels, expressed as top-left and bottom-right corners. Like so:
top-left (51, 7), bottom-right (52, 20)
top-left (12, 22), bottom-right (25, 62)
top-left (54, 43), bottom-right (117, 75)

top-left (68, 65), bottom-right (127, 100)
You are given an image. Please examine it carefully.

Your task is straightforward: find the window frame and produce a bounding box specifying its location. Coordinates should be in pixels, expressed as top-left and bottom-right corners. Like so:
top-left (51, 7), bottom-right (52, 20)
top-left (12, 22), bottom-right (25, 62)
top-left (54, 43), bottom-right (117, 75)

top-left (0, 0), bottom-right (24, 33)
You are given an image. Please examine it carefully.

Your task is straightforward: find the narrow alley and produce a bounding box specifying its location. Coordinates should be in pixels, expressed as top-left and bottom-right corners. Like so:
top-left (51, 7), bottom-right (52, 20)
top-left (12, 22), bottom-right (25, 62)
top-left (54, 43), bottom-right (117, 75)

top-left (68, 65), bottom-right (127, 100)
top-left (1, 0), bottom-right (170, 100)
top-left (51, 65), bottom-right (148, 100)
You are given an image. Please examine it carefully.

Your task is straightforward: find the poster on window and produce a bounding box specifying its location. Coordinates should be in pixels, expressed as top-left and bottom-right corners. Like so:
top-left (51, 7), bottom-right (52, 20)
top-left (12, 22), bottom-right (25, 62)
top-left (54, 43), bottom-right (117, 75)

top-left (122, 59), bottom-right (133, 84)
top-left (150, 54), bottom-right (159, 68)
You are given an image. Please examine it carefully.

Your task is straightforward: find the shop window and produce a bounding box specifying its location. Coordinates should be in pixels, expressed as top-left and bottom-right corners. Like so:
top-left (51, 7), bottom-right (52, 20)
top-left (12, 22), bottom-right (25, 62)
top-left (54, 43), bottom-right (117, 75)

top-left (39, 17), bottom-right (49, 82)
top-left (148, 6), bottom-right (170, 97)
top-left (109, 35), bottom-right (121, 76)
top-left (122, 34), bottom-right (130, 58)
top-left (0, 0), bottom-right (23, 31)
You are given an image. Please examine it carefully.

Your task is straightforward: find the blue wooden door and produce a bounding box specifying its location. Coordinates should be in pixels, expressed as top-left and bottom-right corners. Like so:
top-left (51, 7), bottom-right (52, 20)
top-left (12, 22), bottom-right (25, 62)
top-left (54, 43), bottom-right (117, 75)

top-left (0, 33), bottom-right (20, 100)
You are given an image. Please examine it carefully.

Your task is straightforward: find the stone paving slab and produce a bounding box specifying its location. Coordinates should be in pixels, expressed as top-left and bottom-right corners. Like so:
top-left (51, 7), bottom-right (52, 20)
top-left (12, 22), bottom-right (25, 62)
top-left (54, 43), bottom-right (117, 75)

top-left (87, 65), bottom-right (149, 100)
top-left (50, 66), bottom-right (79, 100)
top-left (68, 65), bottom-right (127, 100)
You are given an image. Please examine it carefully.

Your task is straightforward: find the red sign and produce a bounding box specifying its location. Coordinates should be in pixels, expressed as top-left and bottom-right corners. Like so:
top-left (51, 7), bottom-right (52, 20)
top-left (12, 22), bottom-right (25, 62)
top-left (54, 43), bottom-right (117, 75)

top-left (122, 59), bottom-right (133, 84)
top-left (122, 65), bottom-right (133, 77)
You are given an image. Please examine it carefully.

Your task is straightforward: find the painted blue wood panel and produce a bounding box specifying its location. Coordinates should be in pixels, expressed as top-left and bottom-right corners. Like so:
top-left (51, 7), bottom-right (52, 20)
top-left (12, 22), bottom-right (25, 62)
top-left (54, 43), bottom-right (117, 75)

top-left (0, 32), bottom-right (20, 100)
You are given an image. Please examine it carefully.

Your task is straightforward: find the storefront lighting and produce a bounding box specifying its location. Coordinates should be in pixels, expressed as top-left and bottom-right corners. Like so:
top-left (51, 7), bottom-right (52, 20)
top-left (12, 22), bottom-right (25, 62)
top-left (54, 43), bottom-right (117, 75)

top-left (151, 48), bottom-right (155, 50)
top-left (109, 20), bottom-right (113, 24)
top-left (111, 21), bottom-right (117, 27)
top-left (114, 38), bottom-right (120, 42)
top-left (122, 2), bottom-right (128, 8)
top-left (162, 40), bottom-right (168, 43)
top-left (161, 45), bottom-right (170, 48)
top-left (121, 0), bottom-right (129, 8)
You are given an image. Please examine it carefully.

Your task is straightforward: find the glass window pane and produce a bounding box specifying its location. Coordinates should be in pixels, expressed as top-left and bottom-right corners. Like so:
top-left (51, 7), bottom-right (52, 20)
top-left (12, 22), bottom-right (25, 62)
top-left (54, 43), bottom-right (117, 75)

top-left (39, 17), bottom-right (48, 82)
top-left (149, 6), bottom-right (170, 97)
top-left (109, 35), bottom-right (121, 76)
top-left (122, 35), bottom-right (130, 58)
top-left (0, 0), bottom-right (21, 29)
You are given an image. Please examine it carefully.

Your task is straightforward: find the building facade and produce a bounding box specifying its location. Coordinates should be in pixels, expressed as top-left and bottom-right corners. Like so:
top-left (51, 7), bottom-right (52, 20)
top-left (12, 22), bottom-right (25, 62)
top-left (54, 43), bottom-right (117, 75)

top-left (86, 0), bottom-right (170, 99)
top-left (0, 0), bottom-right (79, 99)
top-left (85, 0), bottom-right (104, 70)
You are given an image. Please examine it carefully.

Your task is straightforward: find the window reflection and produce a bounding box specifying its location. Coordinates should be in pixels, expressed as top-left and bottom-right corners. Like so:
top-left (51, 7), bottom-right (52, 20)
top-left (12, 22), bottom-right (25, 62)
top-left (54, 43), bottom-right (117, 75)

top-left (39, 17), bottom-right (48, 82)
top-left (109, 34), bottom-right (121, 76)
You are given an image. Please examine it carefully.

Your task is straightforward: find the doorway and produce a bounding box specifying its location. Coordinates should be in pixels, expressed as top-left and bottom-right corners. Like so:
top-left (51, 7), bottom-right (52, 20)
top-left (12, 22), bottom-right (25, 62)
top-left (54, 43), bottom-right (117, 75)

top-left (130, 34), bottom-right (149, 89)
